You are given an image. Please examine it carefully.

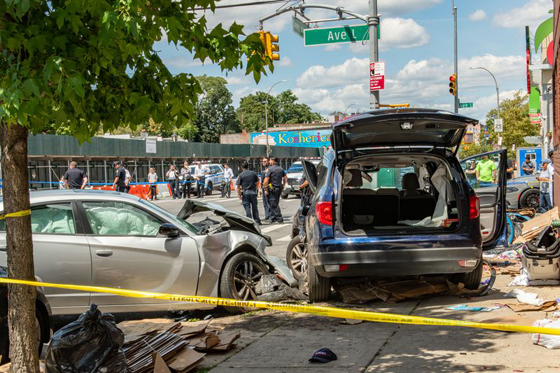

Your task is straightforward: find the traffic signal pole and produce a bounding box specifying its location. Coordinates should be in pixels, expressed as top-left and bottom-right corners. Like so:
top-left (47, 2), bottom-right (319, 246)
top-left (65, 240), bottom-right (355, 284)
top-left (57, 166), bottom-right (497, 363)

top-left (452, 0), bottom-right (459, 113)
top-left (369, 0), bottom-right (380, 110)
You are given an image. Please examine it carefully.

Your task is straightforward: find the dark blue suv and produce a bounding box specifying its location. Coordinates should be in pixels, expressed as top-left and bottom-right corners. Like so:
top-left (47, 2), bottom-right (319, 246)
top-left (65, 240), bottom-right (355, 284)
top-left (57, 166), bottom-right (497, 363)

top-left (301, 109), bottom-right (506, 301)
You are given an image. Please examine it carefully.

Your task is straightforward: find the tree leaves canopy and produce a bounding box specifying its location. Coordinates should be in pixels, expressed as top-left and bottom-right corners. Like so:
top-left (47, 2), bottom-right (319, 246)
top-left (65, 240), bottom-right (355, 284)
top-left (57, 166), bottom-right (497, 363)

top-left (0, 0), bottom-right (270, 142)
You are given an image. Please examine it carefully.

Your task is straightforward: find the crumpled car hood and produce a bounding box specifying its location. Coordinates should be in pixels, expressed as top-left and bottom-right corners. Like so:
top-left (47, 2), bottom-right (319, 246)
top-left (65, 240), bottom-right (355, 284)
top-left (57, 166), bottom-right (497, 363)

top-left (177, 199), bottom-right (271, 244)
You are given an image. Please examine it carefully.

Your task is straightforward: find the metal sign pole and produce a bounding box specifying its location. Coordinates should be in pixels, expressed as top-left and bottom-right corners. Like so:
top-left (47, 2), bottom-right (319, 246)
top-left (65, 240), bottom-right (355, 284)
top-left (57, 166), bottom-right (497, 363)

top-left (369, 0), bottom-right (380, 110)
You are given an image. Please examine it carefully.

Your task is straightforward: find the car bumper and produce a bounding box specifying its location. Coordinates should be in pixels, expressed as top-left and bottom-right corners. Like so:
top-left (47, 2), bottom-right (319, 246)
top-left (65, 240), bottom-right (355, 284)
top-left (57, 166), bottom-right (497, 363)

top-left (284, 186), bottom-right (301, 195)
top-left (310, 247), bottom-right (481, 278)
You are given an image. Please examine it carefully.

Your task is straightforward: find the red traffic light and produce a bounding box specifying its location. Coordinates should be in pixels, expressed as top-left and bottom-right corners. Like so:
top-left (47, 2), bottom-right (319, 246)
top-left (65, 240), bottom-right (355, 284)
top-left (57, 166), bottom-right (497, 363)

top-left (449, 74), bottom-right (456, 82)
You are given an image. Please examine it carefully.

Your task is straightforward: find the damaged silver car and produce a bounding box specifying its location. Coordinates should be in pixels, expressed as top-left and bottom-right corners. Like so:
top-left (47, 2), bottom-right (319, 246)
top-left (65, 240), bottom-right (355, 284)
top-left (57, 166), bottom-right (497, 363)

top-left (0, 190), bottom-right (295, 314)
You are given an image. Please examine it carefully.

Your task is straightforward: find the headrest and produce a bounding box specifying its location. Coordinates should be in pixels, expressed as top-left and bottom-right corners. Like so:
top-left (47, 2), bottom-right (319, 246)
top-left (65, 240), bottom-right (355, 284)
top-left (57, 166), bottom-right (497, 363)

top-left (346, 169), bottom-right (363, 187)
top-left (402, 173), bottom-right (420, 190)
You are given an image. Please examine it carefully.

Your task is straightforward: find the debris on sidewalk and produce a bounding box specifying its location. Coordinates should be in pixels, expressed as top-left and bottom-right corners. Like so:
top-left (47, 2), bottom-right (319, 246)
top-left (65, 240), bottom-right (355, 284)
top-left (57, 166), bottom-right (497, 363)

top-left (335, 279), bottom-right (449, 304)
top-left (447, 304), bottom-right (501, 312)
top-left (255, 274), bottom-right (308, 302)
top-left (513, 207), bottom-right (559, 244)
top-left (118, 317), bottom-right (240, 373)
top-left (340, 319), bottom-right (364, 325)
top-left (504, 289), bottom-right (558, 312)
top-left (309, 348), bottom-right (338, 363)
top-left (45, 304), bottom-right (128, 373)
top-left (532, 319), bottom-right (560, 349)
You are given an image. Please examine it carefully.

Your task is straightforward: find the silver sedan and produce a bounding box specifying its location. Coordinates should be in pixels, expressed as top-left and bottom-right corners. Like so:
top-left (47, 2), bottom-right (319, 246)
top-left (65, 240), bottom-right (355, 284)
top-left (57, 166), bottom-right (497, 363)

top-left (0, 190), bottom-right (294, 315)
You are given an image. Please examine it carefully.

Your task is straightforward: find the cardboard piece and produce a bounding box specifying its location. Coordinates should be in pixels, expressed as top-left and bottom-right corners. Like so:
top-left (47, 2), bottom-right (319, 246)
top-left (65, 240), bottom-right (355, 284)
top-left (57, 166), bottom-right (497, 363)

top-left (177, 320), bottom-right (211, 338)
top-left (189, 331), bottom-right (221, 351)
top-left (153, 352), bottom-right (172, 373)
top-left (336, 280), bottom-right (449, 303)
top-left (210, 333), bottom-right (240, 351)
top-left (507, 300), bottom-right (558, 313)
top-left (118, 319), bottom-right (178, 344)
top-left (513, 207), bottom-right (559, 244)
top-left (168, 348), bottom-right (206, 373)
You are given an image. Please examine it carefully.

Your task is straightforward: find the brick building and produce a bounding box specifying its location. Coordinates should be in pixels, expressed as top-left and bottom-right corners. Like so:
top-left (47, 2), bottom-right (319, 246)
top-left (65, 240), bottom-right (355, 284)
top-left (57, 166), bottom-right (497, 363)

top-left (553, 0), bottom-right (560, 206)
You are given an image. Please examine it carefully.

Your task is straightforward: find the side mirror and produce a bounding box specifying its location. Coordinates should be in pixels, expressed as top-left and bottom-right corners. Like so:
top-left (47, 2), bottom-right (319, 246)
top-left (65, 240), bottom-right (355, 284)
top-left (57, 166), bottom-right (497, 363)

top-left (159, 223), bottom-right (180, 238)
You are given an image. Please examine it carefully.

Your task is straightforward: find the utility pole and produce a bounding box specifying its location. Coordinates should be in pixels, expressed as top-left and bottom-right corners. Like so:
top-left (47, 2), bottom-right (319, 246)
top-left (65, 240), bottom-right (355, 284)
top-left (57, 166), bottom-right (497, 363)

top-left (369, 0), bottom-right (380, 110)
top-left (452, 0), bottom-right (459, 113)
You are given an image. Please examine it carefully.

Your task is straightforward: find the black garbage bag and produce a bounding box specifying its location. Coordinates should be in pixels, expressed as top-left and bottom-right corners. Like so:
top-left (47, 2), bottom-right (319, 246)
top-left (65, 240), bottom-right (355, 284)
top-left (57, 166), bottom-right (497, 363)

top-left (45, 304), bottom-right (128, 373)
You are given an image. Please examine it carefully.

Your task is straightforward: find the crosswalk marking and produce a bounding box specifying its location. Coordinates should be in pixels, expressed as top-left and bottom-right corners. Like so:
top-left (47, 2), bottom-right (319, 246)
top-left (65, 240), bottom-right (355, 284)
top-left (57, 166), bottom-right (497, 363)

top-left (278, 235), bottom-right (292, 242)
top-left (261, 223), bottom-right (290, 233)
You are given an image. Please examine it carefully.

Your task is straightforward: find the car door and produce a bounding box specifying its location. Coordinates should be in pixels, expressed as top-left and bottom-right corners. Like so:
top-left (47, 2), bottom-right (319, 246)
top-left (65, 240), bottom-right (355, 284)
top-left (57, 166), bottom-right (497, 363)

top-left (78, 200), bottom-right (200, 309)
top-left (460, 150), bottom-right (507, 249)
top-left (0, 202), bottom-right (91, 313)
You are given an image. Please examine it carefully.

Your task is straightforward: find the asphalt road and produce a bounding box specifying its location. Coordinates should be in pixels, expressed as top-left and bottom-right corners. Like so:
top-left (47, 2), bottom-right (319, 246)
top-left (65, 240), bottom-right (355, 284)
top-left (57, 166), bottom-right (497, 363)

top-left (153, 192), bottom-right (302, 260)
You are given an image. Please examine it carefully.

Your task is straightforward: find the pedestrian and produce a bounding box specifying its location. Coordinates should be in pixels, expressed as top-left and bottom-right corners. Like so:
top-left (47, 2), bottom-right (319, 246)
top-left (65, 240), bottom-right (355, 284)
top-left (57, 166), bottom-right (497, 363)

top-left (465, 160), bottom-right (477, 185)
top-left (61, 161), bottom-right (88, 189)
top-left (506, 157), bottom-right (515, 180)
top-left (263, 157), bottom-right (287, 223)
top-left (259, 157), bottom-right (272, 220)
top-left (236, 161), bottom-right (261, 224)
top-left (193, 161), bottom-right (209, 198)
top-left (123, 166), bottom-right (132, 193)
top-left (475, 155), bottom-right (496, 188)
top-left (113, 161), bottom-right (127, 192)
top-left (222, 163), bottom-right (234, 197)
top-left (166, 165), bottom-right (179, 199)
top-left (180, 161), bottom-right (192, 199)
top-left (148, 167), bottom-right (158, 200)
top-left (549, 150), bottom-right (555, 207)
top-left (537, 159), bottom-right (553, 212)
top-left (522, 154), bottom-right (535, 175)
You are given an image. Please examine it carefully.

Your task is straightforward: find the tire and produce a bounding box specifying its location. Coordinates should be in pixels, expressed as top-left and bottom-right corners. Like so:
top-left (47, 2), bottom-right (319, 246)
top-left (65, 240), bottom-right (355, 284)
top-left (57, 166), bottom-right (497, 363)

top-left (206, 182), bottom-right (213, 195)
top-left (220, 252), bottom-right (269, 314)
top-left (452, 260), bottom-right (483, 290)
top-left (281, 191), bottom-right (289, 199)
top-left (307, 252), bottom-right (331, 302)
top-left (286, 236), bottom-right (307, 281)
top-left (519, 189), bottom-right (540, 209)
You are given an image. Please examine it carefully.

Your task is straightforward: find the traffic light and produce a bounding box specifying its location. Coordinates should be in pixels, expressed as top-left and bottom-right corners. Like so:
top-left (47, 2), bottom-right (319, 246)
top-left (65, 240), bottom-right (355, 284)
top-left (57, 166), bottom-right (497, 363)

top-left (258, 31), bottom-right (280, 61)
top-left (449, 74), bottom-right (457, 96)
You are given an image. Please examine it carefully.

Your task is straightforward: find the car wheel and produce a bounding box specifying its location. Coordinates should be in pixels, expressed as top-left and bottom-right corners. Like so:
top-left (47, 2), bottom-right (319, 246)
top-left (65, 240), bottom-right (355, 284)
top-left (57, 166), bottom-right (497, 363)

top-left (281, 191), bottom-right (289, 199)
top-left (206, 182), bottom-right (213, 195)
top-left (35, 314), bottom-right (44, 357)
top-left (452, 260), bottom-right (483, 290)
top-left (286, 236), bottom-right (307, 281)
top-left (519, 189), bottom-right (540, 209)
top-left (307, 253), bottom-right (331, 302)
top-left (220, 252), bottom-right (269, 314)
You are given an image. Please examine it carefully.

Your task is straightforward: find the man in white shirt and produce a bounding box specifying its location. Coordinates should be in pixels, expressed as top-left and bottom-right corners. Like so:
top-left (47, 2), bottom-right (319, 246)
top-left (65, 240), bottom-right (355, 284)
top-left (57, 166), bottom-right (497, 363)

top-left (194, 161), bottom-right (209, 198)
top-left (537, 159), bottom-right (553, 212)
top-left (148, 167), bottom-right (158, 200)
top-left (222, 164), bottom-right (234, 197)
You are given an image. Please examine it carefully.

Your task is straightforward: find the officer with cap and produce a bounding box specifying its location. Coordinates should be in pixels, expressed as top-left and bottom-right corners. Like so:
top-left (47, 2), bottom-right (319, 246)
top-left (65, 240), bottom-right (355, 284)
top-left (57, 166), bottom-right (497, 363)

top-left (112, 161), bottom-right (127, 192)
top-left (263, 157), bottom-right (287, 223)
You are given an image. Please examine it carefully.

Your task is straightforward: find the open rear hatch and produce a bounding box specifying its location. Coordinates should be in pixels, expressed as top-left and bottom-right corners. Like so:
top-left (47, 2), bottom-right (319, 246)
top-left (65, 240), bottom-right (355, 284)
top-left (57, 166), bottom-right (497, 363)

top-left (332, 109), bottom-right (478, 161)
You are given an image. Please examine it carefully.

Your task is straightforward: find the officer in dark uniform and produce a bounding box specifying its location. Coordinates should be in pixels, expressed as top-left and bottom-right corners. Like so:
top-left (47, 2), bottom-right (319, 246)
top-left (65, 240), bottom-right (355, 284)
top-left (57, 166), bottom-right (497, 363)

top-left (236, 161), bottom-right (261, 224)
top-left (260, 157), bottom-right (271, 220)
top-left (263, 157), bottom-right (287, 223)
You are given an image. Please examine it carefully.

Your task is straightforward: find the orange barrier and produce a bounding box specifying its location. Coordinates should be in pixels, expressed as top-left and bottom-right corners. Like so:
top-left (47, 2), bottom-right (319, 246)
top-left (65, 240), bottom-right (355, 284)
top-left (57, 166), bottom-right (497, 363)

top-left (92, 184), bottom-right (155, 200)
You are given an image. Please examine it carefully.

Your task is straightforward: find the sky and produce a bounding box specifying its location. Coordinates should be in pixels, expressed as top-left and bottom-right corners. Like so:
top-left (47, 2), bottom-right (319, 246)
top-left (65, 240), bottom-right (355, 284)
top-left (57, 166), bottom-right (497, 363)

top-left (155, 0), bottom-right (553, 122)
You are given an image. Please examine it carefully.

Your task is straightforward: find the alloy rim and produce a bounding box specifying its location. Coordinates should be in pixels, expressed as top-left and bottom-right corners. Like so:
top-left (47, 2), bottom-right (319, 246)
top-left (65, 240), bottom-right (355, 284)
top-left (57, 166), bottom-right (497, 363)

top-left (290, 242), bottom-right (308, 277)
top-left (233, 260), bottom-right (263, 301)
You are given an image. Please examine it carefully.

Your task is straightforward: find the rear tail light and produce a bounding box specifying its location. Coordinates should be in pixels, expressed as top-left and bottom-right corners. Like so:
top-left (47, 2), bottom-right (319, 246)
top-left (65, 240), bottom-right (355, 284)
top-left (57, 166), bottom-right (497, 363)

top-left (316, 201), bottom-right (333, 225)
top-left (324, 264), bottom-right (349, 272)
top-left (469, 196), bottom-right (480, 219)
top-left (457, 260), bottom-right (478, 267)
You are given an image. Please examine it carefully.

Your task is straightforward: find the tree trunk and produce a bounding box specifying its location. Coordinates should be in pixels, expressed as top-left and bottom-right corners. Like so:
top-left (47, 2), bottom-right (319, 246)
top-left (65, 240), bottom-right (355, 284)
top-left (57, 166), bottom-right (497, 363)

top-left (0, 122), bottom-right (39, 373)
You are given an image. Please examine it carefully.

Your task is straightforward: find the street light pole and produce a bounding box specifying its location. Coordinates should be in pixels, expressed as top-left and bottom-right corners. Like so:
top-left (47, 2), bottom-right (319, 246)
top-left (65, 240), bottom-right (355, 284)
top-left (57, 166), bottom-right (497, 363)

top-left (265, 80), bottom-right (287, 156)
top-left (470, 67), bottom-right (500, 119)
top-left (369, 0), bottom-right (380, 110)
top-left (452, 0), bottom-right (459, 113)
top-left (343, 103), bottom-right (357, 116)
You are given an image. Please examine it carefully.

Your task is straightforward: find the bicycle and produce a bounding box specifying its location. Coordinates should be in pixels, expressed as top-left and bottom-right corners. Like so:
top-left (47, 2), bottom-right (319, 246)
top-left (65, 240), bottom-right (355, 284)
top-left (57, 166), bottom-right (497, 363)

top-left (221, 179), bottom-right (231, 198)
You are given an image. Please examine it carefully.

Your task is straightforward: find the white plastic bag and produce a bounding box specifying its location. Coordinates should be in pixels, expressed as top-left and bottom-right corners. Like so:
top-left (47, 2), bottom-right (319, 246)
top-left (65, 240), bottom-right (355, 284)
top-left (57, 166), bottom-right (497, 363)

top-left (532, 319), bottom-right (560, 349)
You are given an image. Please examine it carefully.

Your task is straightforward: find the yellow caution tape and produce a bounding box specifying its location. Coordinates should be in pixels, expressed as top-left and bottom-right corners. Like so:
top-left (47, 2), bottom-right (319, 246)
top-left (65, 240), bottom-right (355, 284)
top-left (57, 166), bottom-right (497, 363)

top-left (1, 277), bottom-right (559, 336)
top-left (0, 209), bottom-right (31, 220)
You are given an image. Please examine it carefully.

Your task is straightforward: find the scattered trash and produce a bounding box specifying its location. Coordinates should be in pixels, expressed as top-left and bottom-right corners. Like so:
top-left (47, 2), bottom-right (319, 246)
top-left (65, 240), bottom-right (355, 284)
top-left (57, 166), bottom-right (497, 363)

top-left (45, 304), bottom-right (128, 373)
top-left (505, 289), bottom-right (544, 306)
top-left (118, 317), bottom-right (239, 372)
top-left (532, 319), bottom-right (560, 349)
top-left (514, 207), bottom-right (559, 244)
top-left (309, 348), bottom-right (338, 363)
top-left (509, 270), bottom-right (560, 287)
top-left (335, 279), bottom-right (449, 304)
top-left (447, 305), bottom-right (501, 312)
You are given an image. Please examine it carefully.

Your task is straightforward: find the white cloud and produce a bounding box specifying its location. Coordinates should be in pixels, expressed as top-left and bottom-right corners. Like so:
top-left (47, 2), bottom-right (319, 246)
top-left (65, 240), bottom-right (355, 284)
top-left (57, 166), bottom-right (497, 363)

top-left (468, 10), bottom-right (487, 22)
top-left (225, 75), bottom-right (251, 85)
top-left (379, 18), bottom-right (430, 51)
top-left (164, 56), bottom-right (204, 69)
top-left (296, 57), bottom-right (369, 89)
top-left (460, 90), bottom-right (520, 120)
top-left (324, 44), bottom-right (342, 52)
top-left (309, 0), bottom-right (442, 17)
top-left (278, 56), bottom-right (294, 67)
top-left (493, 0), bottom-right (551, 29)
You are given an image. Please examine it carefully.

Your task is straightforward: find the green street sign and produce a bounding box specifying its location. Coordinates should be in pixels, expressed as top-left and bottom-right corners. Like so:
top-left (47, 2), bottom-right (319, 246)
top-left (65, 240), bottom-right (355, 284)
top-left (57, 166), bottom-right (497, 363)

top-left (459, 102), bottom-right (473, 108)
top-left (292, 16), bottom-right (309, 38)
top-left (304, 24), bottom-right (380, 47)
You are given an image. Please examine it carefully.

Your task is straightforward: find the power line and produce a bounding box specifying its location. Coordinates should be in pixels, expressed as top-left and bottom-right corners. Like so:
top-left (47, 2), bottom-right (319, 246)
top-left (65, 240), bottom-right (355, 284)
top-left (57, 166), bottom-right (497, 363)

top-left (193, 0), bottom-right (288, 11)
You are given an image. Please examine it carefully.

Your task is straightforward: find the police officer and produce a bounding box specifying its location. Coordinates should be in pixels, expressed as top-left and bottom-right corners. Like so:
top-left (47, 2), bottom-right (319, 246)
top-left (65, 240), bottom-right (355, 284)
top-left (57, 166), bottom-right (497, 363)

top-left (236, 161), bottom-right (261, 224)
top-left (112, 161), bottom-right (127, 192)
top-left (263, 157), bottom-right (287, 223)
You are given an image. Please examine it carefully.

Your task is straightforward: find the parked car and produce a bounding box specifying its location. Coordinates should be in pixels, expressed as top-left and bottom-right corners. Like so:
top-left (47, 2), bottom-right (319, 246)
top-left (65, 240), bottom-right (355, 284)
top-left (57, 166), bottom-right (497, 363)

top-left (0, 190), bottom-right (295, 314)
top-left (189, 163), bottom-right (225, 195)
top-left (301, 109), bottom-right (506, 302)
top-left (506, 175), bottom-right (540, 209)
top-left (282, 160), bottom-right (321, 199)
top-left (0, 271), bottom-right (52, 365)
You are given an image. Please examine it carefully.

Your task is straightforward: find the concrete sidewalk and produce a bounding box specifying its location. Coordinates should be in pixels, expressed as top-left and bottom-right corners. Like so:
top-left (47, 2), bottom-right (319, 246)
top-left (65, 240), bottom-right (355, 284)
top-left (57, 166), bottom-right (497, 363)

top-left (195, 274), bottom-right (560, 372)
